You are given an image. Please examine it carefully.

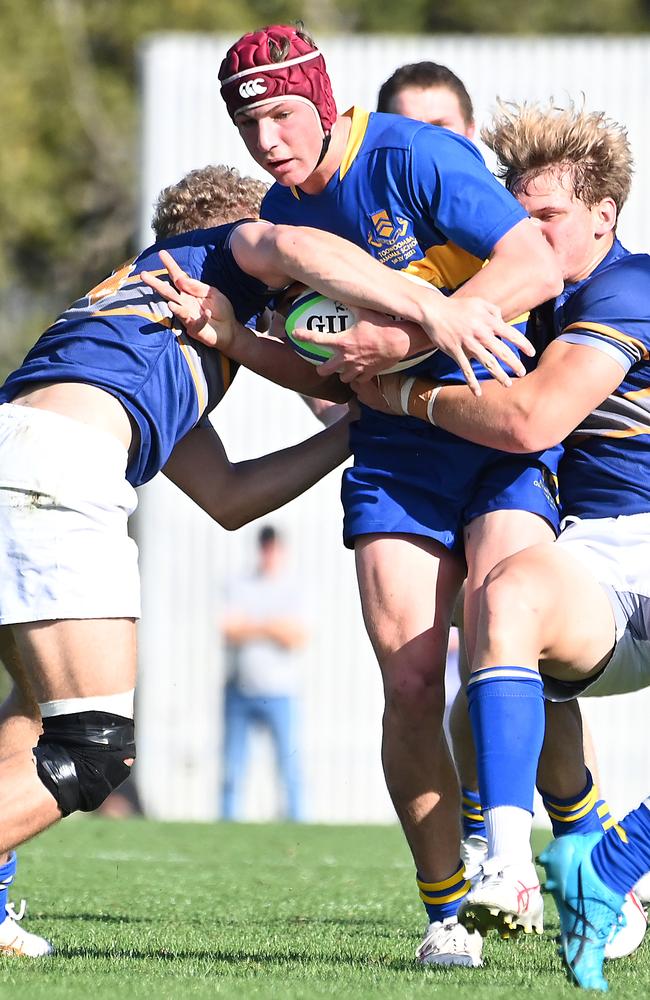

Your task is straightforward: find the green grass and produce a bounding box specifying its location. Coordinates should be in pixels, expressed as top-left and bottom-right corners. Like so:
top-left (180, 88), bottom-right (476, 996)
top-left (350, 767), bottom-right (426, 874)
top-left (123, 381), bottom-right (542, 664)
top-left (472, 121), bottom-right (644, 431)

top-left (1, 820), bottom-right (647, 998)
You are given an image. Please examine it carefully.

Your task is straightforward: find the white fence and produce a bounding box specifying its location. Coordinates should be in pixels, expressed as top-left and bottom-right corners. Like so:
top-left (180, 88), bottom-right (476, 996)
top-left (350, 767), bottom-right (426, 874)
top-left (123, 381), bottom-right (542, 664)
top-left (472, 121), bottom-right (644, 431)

top-left (135, 34), bottom-right (650, 824)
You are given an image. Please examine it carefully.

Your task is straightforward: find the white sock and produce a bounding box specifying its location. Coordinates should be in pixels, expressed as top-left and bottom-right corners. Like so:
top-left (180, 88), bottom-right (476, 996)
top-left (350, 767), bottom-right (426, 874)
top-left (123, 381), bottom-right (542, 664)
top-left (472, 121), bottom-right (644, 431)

top-left (485, 806), bottom-right (533, 864)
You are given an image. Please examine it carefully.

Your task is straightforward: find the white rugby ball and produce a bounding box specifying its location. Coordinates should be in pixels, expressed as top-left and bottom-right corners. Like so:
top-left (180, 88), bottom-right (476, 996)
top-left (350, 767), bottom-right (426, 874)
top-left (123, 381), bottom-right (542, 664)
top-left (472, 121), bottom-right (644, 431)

top-left (284, 271), bottom-right (437, 373)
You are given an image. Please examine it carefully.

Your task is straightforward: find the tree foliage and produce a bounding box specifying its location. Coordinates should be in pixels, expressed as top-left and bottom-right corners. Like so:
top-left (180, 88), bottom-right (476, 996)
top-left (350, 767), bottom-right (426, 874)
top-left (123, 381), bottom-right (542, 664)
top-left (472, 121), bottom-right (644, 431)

top-left (1, 0), bottom-right (649, 374)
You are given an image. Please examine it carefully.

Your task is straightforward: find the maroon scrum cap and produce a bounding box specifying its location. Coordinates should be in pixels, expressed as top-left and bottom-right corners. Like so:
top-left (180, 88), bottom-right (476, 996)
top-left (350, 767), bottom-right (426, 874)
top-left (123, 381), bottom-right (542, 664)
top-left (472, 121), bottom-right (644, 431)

top-left (219, 25), bottom-right (337, 136)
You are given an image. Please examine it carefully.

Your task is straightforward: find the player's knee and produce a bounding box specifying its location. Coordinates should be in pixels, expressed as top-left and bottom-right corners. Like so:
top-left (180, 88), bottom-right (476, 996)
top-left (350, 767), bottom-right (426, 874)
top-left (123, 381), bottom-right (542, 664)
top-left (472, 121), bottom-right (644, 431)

top-left (482, 557), bottom-right (543, 633)
top-left (34, 711), bottom-right (136, 816)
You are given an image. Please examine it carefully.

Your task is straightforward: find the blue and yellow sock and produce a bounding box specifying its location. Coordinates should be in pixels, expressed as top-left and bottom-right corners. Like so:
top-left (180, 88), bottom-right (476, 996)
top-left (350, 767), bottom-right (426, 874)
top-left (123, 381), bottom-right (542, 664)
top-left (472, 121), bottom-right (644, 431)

top-left (417, 861), bottom-right (470, 923)
top-left (592, 798), bottom-right (650, 895)
top-left (540, 769), bottom-right (621, 838)
top-left (0, 853), bottom-right (16, 921)
top-left (467, 666), bottom-right (545, 812)
top-left (461, 786), bottom-right (486, 840)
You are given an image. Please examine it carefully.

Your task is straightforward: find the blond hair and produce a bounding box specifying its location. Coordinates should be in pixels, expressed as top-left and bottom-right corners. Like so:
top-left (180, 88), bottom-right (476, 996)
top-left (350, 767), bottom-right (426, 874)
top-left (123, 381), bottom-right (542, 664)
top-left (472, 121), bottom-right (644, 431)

top-left (152, 165), bottom-right (269, 239)
top-left (481, 100), bottom-right (633, 216)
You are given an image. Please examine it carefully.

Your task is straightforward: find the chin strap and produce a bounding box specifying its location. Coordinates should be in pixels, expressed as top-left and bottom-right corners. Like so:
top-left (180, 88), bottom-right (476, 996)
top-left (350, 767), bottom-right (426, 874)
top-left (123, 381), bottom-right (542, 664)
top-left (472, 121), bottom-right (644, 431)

top-left (315, 132), bottom-right (332, 168)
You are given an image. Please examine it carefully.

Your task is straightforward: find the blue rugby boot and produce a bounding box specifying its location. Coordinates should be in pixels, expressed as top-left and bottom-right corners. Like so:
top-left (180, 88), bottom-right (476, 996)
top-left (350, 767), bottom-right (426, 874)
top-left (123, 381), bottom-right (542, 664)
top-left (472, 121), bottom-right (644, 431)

top-left (540, 833), bottom-right (625, 992)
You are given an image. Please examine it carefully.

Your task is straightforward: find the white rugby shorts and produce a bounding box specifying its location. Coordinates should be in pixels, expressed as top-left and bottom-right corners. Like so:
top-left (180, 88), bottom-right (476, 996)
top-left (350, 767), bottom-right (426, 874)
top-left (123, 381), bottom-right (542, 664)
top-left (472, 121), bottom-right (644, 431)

top-left (0, 403), bottom-right (140, 623)
top-left (544, 513), bottom-right (650, 700)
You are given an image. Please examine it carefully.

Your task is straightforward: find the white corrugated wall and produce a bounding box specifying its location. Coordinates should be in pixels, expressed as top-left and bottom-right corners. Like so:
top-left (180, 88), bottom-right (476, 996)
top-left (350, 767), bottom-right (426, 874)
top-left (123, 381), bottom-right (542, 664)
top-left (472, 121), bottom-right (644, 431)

top-left (135, 34), bottom-right (650, 824)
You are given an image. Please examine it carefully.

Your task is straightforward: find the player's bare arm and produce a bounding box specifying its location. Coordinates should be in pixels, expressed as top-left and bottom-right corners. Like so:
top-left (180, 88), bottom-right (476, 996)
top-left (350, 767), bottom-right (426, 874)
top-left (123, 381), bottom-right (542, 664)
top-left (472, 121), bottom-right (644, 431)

top-left (150, 221), bottom-right (537, 397)
top-left (239, 222), bottom-right (535, 395)
top-left (354, 338), bottom-right (625, 452)
top-left (310, 306), bottom-right (533, 387)
top-left (161, 408), bottom-right (353, 529)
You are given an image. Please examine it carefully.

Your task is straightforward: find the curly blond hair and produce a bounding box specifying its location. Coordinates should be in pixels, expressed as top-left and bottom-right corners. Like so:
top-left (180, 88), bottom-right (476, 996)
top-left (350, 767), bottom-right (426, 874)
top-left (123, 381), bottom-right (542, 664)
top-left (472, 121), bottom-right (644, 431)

top-left (152, 165), bottom-right (269, 239)
top-left (481, 100), bottom-right (633, 216)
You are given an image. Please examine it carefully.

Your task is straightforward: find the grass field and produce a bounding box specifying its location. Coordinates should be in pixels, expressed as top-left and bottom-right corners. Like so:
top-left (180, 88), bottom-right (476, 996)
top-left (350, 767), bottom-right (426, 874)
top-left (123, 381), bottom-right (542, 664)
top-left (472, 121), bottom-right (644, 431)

top-left (1, 819), bottom-right (648, 999)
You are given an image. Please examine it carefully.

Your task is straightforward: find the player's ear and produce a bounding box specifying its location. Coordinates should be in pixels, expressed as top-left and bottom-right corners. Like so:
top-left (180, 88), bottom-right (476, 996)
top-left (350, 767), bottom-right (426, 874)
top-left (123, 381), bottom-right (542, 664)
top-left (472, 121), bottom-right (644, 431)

top-left (594, 197), bottom-right (617, 236)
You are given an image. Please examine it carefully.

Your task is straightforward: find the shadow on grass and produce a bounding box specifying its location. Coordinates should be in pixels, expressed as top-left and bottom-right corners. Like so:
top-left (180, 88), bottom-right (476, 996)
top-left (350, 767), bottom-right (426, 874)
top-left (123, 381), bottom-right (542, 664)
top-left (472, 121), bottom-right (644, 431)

top-left (38, 913), bottom-right (148, 924)
top-left (55, 943), bottom-right (422, 972)
top-left (39, 913), bottom-right (398, 930)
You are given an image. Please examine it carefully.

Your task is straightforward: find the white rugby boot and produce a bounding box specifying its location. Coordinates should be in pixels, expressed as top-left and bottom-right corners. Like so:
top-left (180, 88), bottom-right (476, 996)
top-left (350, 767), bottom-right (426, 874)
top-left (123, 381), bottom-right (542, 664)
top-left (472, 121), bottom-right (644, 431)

top-left (458, 857), bottom-right (544, 938)
top-left (604, 889), bottom-right (647, 960)
top-left (460, 835), bottom-right (489, 886)
top-left (416, 915), bottom-right (483, 967)
top-left (0, 902), bottom-right (53, 956)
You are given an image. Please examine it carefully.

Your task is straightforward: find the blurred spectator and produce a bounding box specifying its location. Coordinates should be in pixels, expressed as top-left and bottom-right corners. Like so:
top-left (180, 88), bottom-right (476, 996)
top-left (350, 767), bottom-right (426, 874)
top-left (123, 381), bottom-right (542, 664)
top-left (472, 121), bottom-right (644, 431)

top-left (220, 526), bottom-right (308, 821)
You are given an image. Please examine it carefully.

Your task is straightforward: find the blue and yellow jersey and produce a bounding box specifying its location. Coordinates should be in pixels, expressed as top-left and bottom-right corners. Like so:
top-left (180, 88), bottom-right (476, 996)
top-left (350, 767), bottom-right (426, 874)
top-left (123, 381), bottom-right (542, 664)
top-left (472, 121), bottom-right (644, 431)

top-left (261, 106), bottom-right (528, 383)
top-left (547, 239), bottom-right (650, 518)
top-left (0, 223), bottom-right (272, 486)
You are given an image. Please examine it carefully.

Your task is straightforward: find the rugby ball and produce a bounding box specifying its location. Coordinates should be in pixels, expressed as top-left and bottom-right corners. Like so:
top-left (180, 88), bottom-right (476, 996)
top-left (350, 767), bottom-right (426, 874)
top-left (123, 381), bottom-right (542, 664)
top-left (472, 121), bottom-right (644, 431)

top-left (284, 271), bottom-right (437, 373)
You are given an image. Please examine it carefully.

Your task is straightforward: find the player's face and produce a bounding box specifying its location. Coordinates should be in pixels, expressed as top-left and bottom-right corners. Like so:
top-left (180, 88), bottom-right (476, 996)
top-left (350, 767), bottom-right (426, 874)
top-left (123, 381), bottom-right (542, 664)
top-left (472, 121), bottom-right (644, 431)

top-left (388, 85), bottom-right (474, 138)
top-left (236, 101), bottom-right (324, 186)
top-left (515, 169), bottom-right (615, 283)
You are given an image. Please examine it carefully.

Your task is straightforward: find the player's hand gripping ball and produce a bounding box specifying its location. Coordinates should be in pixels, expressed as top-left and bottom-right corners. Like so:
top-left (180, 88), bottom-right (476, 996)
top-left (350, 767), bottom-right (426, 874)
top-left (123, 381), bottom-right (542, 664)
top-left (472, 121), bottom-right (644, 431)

top-left (284, 273), bottom-right (437, 374)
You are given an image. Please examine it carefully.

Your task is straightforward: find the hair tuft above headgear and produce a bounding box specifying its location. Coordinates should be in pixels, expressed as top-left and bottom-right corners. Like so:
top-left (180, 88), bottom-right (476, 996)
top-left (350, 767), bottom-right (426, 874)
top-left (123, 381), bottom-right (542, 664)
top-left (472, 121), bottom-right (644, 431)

top-left (219, 25), bottom-right (337, 135)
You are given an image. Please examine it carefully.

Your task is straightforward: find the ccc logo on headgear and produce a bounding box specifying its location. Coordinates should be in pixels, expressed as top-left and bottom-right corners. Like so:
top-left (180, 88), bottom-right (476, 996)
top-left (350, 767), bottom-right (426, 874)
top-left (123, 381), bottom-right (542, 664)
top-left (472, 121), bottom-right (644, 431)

top-left (239, 78), bottom-right (267, 98)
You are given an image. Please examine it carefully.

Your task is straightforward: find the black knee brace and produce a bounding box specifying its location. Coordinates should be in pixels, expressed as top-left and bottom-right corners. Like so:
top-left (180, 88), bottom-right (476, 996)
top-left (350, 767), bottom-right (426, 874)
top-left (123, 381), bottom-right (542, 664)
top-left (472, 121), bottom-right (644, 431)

top-left (34, 711), bottom-right (136, 816)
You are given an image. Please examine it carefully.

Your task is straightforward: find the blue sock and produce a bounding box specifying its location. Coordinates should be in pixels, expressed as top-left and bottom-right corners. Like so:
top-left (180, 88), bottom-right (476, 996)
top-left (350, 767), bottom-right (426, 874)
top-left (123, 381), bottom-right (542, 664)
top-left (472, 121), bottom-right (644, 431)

top-left (461, 786), bottom-right (486, 840)
top-left (417, 861), bottom-right (470, 922)
top-left (592, 799), bottom-right (650, 895)
top-left (467, 666), bottom-right (545, 812)
top-left (0, 853), bottom-right (16, 920)
top-left (540, 769), bottom-right (619, 837)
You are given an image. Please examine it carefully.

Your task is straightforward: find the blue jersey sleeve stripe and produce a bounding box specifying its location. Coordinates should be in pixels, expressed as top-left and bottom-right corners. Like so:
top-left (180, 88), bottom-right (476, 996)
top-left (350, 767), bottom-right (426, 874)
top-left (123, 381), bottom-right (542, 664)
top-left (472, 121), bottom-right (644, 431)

top-left (558, 331), bottom-right (636, 371)
top-left (563, 322), bottom-right (649, 361)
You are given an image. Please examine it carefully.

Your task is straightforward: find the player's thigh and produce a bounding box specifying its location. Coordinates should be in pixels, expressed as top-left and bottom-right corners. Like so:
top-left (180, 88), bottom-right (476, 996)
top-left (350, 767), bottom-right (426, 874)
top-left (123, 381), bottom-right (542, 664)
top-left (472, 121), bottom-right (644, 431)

top-left (354, 533), bottom-right (465, 667)
top-left (480, 544), bottom-right (616, 675)
top-left (463, 508), bottom-right (555, 658)
top-left (464, 508), bottom-right (556, 593)
top-left (10, 617), bottom-right (137, 704)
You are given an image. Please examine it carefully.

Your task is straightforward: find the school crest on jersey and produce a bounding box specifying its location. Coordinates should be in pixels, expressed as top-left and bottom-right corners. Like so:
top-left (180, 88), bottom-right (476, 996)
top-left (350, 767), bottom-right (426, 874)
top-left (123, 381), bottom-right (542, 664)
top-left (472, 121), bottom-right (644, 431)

top-left (367, 210), bottom-right (419, 266)
top-left (367, 210), bottom-right (408, 246)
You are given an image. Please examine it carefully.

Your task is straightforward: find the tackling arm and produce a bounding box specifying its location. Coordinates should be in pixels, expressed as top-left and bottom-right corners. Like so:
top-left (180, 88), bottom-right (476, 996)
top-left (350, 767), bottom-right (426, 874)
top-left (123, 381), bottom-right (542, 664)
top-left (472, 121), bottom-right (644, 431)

top-left (233, 222), bottom-right (532, 395)
top-left (232, 222), bottom-right (449, 328)
top-left (162, 411), bottom-right (353, 529)
top-left (357, 339), bottom-right (626, 452)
